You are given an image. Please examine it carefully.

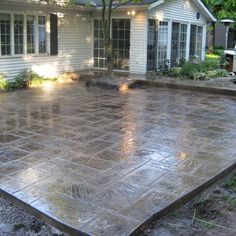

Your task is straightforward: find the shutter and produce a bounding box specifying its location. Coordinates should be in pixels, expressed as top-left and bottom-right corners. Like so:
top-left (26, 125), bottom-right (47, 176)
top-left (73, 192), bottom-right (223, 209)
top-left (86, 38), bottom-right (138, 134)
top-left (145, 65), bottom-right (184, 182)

top-left (50, 14), bottom-right (58, 55)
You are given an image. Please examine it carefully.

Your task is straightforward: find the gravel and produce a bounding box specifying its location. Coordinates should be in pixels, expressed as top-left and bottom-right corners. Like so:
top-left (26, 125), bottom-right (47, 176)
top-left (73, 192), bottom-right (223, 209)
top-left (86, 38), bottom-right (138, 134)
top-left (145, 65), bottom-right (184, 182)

top-left (0, 198), bottom-right (67, 236)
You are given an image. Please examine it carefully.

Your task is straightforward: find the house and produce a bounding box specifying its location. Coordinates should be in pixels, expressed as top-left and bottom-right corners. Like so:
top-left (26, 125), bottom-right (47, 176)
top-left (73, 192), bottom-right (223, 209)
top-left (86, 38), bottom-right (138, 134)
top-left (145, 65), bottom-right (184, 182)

top-left (215, 23), bottom-right (236, 49)
top-left (0, 0), bottom-right (216, 79)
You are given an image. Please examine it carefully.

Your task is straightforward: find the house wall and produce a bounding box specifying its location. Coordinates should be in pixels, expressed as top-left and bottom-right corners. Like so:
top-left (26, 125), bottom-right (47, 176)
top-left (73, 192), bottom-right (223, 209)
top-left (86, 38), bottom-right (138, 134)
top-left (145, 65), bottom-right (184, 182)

top-left (92, 10), bottom-right (148, 74)
top-left (148, 0), bottom-right (207, 24)
top-left (148, 0), bottom-right (208, 63)
top-left (0, 2), bottom-right (92, 79)
top-left (215, 24), bottom-right (236, 49)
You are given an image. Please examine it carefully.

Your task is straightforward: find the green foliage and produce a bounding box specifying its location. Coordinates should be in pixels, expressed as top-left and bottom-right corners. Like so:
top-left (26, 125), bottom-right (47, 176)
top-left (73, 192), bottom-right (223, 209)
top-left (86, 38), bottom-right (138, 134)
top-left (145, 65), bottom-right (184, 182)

top-left (203, 0), bottom-right (236, 24)
top-left (0, 73), bottom-right (8, 90)
top-left (0, 69), bottom-right (57, 92)
top-left (29, 77), bottom-right (57, 88)
top-left (13, 69), bottom-right (33, 89)
top-left (181, 62), bottom-right (206, 79)
top-left (223, 173), bottom-right (236, 192)
top-left (192, 72), bottom-right (209, 81)
top-left (167, 56), bottom-right (227, 80)
top-left (208, 69), bottom-right (230, 77)
top-left (206, 53), bottom-right (220, 60)
top-left (168, 67), bottom-right (183, 77)
top-left (205, 58), bottom-right (220, 70)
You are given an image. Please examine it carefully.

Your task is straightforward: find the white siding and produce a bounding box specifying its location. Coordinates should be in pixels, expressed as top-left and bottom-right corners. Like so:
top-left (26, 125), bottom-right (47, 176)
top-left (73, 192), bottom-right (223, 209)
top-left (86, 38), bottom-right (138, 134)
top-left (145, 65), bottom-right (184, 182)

top-left (130, 12), bottom-right (147, 74)
top-left (0, 3), bottom-right (92, 79)
top-left (148, 0), bottom-right (207, 25)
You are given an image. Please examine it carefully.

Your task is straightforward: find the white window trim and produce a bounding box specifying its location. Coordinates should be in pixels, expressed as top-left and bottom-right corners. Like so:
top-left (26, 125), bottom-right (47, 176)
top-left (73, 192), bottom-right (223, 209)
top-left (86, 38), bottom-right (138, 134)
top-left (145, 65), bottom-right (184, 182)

top-left (92, 17), bottom-right (131, 71)
top-left (0, 11), bottom-right (50, 58)
top-left (190, 24), bottom-right (204, 60)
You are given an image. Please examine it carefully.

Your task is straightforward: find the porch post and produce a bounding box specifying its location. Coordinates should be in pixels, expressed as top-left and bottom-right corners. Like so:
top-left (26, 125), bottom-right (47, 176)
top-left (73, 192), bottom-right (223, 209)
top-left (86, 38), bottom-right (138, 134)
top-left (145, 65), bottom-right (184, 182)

top-left (10, 14), bottom-right (14, 56)
top-left (167, 20), bottom-right (172, 66)
top-left (186, 23), bottom-right (191, 61)
top-left (202, 25), bottom-right (207, 61)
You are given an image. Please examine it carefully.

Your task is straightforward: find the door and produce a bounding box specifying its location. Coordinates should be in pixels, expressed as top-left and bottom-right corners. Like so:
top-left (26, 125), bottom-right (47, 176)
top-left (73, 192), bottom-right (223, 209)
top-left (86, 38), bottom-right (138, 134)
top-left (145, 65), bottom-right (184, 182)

top-left (171, 22), bottom-right (180, 67)
top-left (112, 19), bottom-right (130, 70)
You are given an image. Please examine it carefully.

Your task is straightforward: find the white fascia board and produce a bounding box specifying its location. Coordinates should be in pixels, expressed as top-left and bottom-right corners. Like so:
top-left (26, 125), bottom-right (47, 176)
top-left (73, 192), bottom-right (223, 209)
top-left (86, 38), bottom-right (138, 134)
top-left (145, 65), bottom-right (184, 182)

top-left (148, 0), bottom-right (164, 10)
top-left (196, 0), bottom-right (217, 22)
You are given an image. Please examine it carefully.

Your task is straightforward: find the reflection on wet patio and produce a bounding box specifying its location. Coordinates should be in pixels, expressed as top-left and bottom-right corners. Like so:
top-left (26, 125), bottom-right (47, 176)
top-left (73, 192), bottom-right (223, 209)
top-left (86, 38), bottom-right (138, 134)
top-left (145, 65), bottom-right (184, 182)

top-left (0, 83), bottom-right (236, 235)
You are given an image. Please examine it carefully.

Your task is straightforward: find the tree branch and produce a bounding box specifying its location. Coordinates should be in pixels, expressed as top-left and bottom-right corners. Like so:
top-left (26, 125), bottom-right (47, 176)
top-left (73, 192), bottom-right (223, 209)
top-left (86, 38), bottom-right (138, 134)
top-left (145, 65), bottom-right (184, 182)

top-left (111, 0), bottom-right (133, 11)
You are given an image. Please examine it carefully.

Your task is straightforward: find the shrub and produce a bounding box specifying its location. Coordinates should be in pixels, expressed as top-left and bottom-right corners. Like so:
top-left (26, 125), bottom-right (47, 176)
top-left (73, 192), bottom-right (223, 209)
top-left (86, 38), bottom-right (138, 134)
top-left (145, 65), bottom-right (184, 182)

top-left (168, 67), bottom-right (183, 77)
top-left (192, 72), bottom-right (209, 81)
top-left (204, 58), bottom-right (220, 71)
top-left (208, 69), bottom-right (230, 78)
top-left (0, 73), bottom-right (8, 90)
top-left (181, 62), bottom-right (205, 79)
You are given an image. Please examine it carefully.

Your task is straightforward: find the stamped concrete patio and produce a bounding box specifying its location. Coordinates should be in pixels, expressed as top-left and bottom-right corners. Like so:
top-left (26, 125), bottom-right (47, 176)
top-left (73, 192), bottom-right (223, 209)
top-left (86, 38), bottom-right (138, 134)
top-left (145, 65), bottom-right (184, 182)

top-left (0, 82), bottom-right (236, 236)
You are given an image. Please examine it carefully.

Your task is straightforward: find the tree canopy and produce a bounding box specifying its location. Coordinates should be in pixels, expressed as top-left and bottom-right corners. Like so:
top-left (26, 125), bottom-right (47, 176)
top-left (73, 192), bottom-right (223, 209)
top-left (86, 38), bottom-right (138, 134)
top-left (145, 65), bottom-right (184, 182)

top-left (204, 0), bottom-right (236, 23)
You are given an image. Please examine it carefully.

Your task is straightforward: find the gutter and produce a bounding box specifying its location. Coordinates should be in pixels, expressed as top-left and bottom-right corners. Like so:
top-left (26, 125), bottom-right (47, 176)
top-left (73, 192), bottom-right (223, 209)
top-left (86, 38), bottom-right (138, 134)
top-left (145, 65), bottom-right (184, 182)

top-left (0, 0), bottom-right (94, 13)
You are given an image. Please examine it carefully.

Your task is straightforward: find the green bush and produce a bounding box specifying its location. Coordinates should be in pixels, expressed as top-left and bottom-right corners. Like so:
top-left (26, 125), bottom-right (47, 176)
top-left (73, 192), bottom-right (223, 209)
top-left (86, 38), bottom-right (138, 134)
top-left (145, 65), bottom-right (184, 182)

top-left (192, 72), bottom-right (209, 81)
top-left (204, 58), bottom-right (220, 71)
top-left (208, 69), bottom-right (230, 78)
top-left (181, 62), bottom-right (205, 79)
top-left (168, 67), bottom-right (183, 77)
top-left (180, 59), bottom-right (222, 80)
top-left (0, 73), bottom-right (8, 90)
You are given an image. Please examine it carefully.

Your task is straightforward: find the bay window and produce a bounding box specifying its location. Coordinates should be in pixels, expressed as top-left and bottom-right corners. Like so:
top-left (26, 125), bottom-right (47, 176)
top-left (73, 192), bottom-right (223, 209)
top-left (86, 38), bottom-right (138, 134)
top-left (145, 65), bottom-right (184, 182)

top-left (0, 13), bottom-right (48, 56)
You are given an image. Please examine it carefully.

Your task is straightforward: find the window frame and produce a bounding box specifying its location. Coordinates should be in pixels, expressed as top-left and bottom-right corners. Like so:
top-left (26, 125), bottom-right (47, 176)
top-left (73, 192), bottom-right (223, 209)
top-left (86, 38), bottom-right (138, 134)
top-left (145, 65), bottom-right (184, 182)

top-left (92, 16), bottom-right (131, 71)
top-left (0, 11), bottom-right (49, 58)
top-left (190, 24), bottom-right (204, 61)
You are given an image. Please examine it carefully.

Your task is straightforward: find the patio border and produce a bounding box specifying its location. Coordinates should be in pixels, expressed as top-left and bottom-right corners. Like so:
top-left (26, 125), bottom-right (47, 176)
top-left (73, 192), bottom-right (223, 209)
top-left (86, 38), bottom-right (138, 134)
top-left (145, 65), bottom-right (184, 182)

top-left (132, 79), bottom-right (236, 96)
top-left (1, 161), bottom-right (235, 236)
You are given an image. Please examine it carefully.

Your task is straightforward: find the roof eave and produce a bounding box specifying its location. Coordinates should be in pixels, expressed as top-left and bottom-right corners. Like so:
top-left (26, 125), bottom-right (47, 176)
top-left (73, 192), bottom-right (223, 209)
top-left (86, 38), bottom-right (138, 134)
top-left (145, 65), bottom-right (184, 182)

top-left (148, 0), bottom-right (164, 10)
top-left (195, 0), bottom-right (217, 22)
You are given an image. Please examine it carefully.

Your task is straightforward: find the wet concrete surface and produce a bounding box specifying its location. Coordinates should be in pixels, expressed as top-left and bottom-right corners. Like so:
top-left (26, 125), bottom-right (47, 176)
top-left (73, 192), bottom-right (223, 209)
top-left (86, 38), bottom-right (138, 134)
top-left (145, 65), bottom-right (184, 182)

top-left (0, 82), bottom-right (236, 235)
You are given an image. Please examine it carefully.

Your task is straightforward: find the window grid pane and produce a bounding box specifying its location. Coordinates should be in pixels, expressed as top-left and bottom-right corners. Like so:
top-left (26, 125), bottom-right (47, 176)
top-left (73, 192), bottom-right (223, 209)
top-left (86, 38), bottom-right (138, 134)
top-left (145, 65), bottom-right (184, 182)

top-left (93, 19), bottom-right (130, 70)
top-left (38, 16), bottom-right (46, 53)
top-left (112, 19), bottom-right (130, 70)
top-left (93, 19), bottom-right (106, 68)
top-left (171, 22), bottom-right (187, 67)
top-left (14, 14), bottom-right (24, 55)
top-left (0, 14), bottom-right (11, 56)
top-left (27, 15), bottom-right (35, 54)
top-left (147, 19), bottom-right (157, 71)
top-left (179, 24), bottom-right (187, 61)
top-left (157, 21), bottom-right (168, 70)
top-left (190, 25), bottom-right (203, 61)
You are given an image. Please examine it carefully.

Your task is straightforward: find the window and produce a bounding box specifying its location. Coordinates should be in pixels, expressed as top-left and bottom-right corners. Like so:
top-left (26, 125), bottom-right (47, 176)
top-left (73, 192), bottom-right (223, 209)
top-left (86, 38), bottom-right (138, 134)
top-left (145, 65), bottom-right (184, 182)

top-left (0, 13), bottom-right (48, 57)
top-left (179, 24), bottom-right (187, 61)
top-left (14, 14), bottom-right (24, 55)
top-left (0, 14), bottom-right (11, 56)
top-left (27, 15), bottom-right (35, 54)
top-left (112, 19), bottom-right (130, 70)
top-left (171, 22), bottom-right (187, 66)
top-left (93, 19), bottom-right (106, 68)
top-left (157, 21), bottom-right (169, 70)
top-left (38, 16), bottom-right (46, 53)
top-left (93, 19), bottom-right (130, 70)
top-left (147, 19), bottom-right (157, 71)
top-left (190, 25), bottom-right (203, 61)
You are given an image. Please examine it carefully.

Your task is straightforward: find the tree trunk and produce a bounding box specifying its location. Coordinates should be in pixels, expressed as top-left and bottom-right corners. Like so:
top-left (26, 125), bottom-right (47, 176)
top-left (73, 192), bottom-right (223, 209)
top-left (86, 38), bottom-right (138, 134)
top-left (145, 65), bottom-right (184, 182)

top-left (208, 22), bottom-right (215, 53)
top-left (105, 38), bottom-right (113, 77)
top-left (101, 0), bottom-right (114, 78)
